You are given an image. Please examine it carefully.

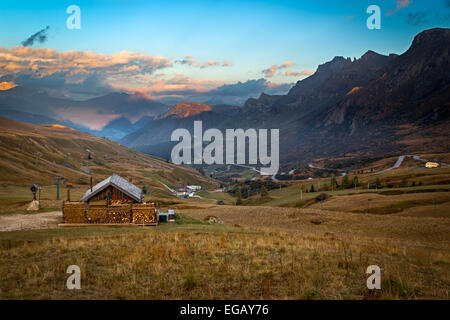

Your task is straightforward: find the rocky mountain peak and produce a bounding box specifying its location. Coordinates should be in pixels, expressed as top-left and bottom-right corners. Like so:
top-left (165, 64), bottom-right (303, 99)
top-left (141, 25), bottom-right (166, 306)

top-left (157, 102), bottom-right (212, 119)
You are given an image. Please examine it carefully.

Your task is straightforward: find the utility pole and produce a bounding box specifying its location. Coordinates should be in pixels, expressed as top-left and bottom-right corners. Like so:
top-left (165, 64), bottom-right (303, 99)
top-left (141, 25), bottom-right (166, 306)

top-left (56, 176), bottom-right (60, 200)
top-left (300, 187), bottom-right (303, 201)
top-left (35, 152), bottom-right (42, 167)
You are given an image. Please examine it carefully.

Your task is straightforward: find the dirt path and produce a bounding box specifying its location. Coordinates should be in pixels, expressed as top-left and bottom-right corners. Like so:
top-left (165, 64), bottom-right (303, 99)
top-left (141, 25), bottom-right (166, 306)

top-left (0, 211), bottom-right (62, 232)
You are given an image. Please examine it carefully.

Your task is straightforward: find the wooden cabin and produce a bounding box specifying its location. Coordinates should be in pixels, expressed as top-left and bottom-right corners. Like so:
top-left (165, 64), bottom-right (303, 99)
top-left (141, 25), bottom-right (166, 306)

top-left (80, 174), bottom-right (143, 204)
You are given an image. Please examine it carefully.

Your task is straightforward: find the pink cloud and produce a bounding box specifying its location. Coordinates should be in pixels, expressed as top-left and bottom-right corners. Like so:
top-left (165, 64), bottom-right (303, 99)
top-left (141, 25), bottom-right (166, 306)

top-left (262, 61), bottom-right (299, 78)
top-left (284, 70), bottom-right (314, 77)
top-left (386, 0), bottom-right (412, 16)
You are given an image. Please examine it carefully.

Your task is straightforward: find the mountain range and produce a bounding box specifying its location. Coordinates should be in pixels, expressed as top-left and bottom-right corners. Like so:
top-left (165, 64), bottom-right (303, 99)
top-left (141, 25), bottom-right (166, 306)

top-left (0, 89), bottom-right (169, 140)
top-left (119, 28), bottom-right (450, 168)
top-left (0, 28), bottom-right (448, 170)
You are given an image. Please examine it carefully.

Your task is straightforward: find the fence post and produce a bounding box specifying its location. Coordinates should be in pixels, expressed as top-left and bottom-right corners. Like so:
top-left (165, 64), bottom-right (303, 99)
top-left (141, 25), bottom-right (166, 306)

top-left (130, 203), bottom-right (133, 224)
top-left (62, 200), bottom-right (65, 224)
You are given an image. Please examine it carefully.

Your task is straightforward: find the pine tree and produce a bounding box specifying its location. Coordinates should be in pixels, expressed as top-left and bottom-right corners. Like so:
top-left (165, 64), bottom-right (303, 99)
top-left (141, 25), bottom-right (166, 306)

top-left (375, 177), bottom-right (381, 188)
top-left (310, 185), bottom-right (315, 193)
top-left (353, 176), bottom-right (359, 188)
top-left (260, 185), bottom-right (268, 197)
top-left (342, 175), bottom-right (350, 189)
top-left (235, 191), bottom-right (243, 205)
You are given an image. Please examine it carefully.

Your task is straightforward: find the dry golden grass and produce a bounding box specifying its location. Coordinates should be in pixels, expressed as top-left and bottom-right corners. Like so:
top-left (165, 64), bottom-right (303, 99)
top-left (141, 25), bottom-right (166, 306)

top-left (182, 206), bottom-right (450, 250)
top-left (0, 222), bottom-right (448, 300)
top-left (307, 192), bottom-right (450, 215)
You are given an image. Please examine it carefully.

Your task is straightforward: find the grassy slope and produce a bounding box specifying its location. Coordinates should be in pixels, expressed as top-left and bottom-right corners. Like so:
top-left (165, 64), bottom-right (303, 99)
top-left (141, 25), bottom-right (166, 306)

top-left (0, 117), bottom-right (218, 207)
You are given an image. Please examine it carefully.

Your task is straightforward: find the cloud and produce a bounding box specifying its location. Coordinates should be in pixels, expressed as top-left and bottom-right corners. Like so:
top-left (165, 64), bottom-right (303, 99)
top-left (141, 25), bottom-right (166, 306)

top-left (175, 55), bottom-right (232, 68)
top-left (117, 77), bottom-right (293, 106)
top-left (386, 0), bottom-right (412, 16)
top-left (284, 70), bottom-right (314, 77)
top-left (262, 61), bottom-right (297, 77)
top-left (407, 12), bottom-right (429, 25)
top-left (262, 64), bottom-right (278, 78)
top-left (21, 26), bottom-right (50, 47)
top-left (279, 61), bottom-right (296, 69)
top-left (0, 46), bottom-right (172, 99)
top-left (0, 81), bottom-right (18, 90)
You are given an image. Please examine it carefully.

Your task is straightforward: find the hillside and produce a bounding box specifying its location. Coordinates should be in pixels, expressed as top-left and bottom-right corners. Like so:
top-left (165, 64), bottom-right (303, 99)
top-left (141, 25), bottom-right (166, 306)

top-left (121, 28), bottom-right (450, 167)
top-left (0, 89), bottom-right (168, 141)
top-left (0, 117), bottom-right (218, 197)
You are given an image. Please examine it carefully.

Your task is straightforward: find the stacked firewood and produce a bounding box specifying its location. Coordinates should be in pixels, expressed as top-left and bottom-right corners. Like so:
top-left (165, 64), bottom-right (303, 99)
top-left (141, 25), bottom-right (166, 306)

top-left (86, 206), bottom-right (108, 223)
top-left (132, 204), bottom-right (156, 224)
top-left (109, 205), bottom-right (131, 223)
top-left (64, 203), bottom-right (85, 223)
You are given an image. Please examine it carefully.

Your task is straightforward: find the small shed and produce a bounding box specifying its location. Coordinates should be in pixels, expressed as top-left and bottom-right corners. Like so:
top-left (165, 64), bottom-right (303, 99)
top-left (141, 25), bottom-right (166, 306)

top-left (80, 174), bottom-right (143, 204)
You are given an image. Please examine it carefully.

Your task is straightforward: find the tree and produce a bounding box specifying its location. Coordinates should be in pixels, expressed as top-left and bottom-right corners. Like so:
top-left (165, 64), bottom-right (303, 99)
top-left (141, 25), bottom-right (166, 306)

top-left (342, 175), bottom-right (350, 189)
top-left (260, 185), bottom-right (268, 197)
top-left (301, 184), bottom-right (306, 193)
top-left (353, 176), bottom-right (359, 188)
top-left (375, 177), bottom-right (381, 188)
top-left (400, 177), bottom-right (409, 188)
top-left (310, 185), bottom-right (315, 193)
top-left (197, 167), bottom-right (205, 176)
top-left (235, 191), bottom-right (243, 205)
top-left (330, 175), bottom-right (336, 191)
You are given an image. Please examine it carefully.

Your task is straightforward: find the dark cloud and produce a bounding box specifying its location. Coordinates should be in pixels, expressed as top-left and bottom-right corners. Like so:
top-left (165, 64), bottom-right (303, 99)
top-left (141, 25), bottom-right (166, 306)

top-left (407, 12), bottom-right (429, 25)
top-left (157, 79), bottom-right (293, 106)
top-left (21, 26), bottom-right (50, 47)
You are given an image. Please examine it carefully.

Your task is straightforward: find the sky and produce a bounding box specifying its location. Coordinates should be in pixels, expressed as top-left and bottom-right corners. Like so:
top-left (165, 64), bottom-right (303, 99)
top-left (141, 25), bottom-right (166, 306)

top-left (0, 0), bottom-right (449, 127)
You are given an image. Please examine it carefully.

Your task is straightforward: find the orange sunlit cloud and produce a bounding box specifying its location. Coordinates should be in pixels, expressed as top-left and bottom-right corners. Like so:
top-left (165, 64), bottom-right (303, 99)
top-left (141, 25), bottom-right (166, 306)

top-left (0, 81), bottom-right (17, 90)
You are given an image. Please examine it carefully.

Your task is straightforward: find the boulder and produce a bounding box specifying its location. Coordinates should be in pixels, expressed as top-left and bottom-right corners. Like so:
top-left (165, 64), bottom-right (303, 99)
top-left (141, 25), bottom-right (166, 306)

top-left (26, 200), bottom-right (40, 211)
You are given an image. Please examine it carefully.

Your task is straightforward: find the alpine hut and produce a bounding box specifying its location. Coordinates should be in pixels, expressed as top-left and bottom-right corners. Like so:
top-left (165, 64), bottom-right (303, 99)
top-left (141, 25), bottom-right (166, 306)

top-left (63, 174), bottom-right (157, 225)
top-left (80, 174), bottom-right (143, 204)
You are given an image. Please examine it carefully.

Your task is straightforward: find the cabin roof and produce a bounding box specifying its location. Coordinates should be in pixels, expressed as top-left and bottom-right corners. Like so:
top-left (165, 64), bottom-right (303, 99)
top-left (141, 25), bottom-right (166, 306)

top-left (80, 174), bottom-right (143, 202)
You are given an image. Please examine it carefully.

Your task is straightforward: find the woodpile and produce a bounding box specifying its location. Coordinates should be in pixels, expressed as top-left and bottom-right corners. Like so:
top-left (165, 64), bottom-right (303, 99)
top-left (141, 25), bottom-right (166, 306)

top-left (87, 205), bottom-right (108, 223)
top-left (62, 202), bottom-right (157, 225)
top-left (63, 203), bottom-right (85, 223)
top-left (132, 204), bottom-right (156, 224)
top-left (109, 205), bottom-right (131, 223)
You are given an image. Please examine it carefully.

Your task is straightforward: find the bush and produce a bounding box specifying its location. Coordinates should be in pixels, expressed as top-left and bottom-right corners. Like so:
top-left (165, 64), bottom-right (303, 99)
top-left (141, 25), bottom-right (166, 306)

top-left (315, 193), bottom-right (328, 202)
top-left (235, 191), bottom-right (243, 205)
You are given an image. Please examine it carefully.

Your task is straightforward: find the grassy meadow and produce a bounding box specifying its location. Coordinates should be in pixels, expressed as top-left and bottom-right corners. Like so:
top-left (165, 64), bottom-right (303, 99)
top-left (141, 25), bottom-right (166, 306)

top-left (0, 160), bottom-right (449, 299)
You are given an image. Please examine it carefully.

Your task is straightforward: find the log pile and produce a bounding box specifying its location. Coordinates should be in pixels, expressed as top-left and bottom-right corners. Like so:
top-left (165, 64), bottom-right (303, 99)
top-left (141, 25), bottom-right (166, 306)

top-left (132, 204), bottom-right (156, 224)
top-left (63, 203), bottom-right (85, 223)
top-left (62, 202), bottom-right (157, 225)
top-left (86, 205), bottom-right (108, 223)
top-left (109, 205), bottom-right (131, 223)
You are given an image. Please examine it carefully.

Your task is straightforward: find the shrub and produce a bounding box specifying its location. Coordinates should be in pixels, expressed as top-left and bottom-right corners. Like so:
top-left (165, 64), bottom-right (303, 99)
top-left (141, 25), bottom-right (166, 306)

top-left (315, 193), bottom-right (328, 202)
